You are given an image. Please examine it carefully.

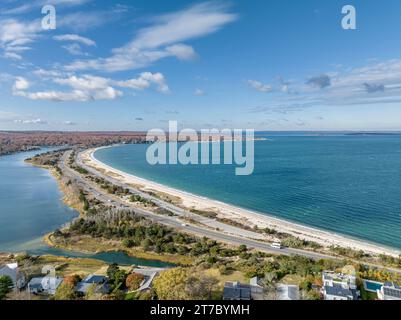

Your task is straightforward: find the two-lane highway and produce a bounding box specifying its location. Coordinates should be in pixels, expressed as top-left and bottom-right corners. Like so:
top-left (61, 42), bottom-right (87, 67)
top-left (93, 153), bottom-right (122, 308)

top-left (58, 149), bottom-right (338, 260)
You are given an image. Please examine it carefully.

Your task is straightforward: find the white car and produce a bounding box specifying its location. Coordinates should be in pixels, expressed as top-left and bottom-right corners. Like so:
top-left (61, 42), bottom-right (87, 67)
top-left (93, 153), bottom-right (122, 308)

top-left (271, 242), bottom-right (282, 249)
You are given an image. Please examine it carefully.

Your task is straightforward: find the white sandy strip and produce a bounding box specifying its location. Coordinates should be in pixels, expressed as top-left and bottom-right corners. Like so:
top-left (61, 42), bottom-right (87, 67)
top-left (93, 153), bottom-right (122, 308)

top-left (81, 147), bottom-right (400, 257)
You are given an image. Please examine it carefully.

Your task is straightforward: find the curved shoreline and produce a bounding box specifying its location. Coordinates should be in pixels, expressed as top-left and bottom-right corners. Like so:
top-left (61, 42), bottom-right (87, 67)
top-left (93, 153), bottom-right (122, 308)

top-left (83, 146), bottom-right (401, 257)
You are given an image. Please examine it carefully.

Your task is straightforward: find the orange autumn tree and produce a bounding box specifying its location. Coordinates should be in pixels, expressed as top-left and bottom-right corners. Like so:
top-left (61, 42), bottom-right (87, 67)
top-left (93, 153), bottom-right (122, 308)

top-left (126, 273), bottom-right (145, 291)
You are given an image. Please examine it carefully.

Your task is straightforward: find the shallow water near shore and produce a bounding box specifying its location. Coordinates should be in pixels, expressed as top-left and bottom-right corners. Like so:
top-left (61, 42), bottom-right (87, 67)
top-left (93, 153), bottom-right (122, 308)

top-left (94, 133), bottom-right (401, 250)
top-left (0, 149), bottom-right (173, 267)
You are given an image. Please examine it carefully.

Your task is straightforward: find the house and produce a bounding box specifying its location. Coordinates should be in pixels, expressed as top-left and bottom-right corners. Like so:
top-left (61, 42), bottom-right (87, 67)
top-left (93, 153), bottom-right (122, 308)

top-left (0, 263), bottom-right (25, 290)
top-left (131, 268), bottom-right (162, 292)
top-left (28, 276), bottom-right (63, 295)
top-left (223, 282), bottom-right (252, 300)
top-left (276, 284), bottom-right (300, 300)
top-left (377, 282), bottom-right (401, 300)
top-left (76, 275), bottom-right (110, 295)
top-left (321, 271), bottom-right (359, 300)
top-left (249, 277), bottom-right (264, 300)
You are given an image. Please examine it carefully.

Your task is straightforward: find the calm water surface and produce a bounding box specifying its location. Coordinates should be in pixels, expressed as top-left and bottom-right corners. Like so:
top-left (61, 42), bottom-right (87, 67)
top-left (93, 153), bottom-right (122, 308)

top-left (95, 134), bottom-right (401, 250)
top-left (0, 149), bottom-right (173, 267)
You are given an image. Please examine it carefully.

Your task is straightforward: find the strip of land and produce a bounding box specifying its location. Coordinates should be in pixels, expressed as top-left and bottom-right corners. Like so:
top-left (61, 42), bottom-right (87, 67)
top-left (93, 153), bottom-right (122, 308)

top-left (81, 147), bottom-right (401, 258)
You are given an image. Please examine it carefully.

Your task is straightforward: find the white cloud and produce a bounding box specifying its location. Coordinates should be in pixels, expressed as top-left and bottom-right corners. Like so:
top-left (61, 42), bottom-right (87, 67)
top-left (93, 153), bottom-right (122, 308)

top-left (0, 18), bottom-right (42, 59)
top-left (165, 44), bottom-right (197, 60)
top-left (249, 59), bottom-right (401, 115)
top-left (53, 34), bottom-right (96, 46)
top-left (58, 11), bottom-right (117, 32)
top-left (115, 72), bottom-right (170, 94)
top-left (13, 72), bottom-right (169, 101)
top-left (3, 51), bottom-right (22, 60)
top-left (14, 89), bottom-right (90, 102)
top-left (65, 2), bottom-right (237, 72)
top-left (2, 0), bottom-right (91, 15)
top-left (194, 88), bottom-right (205, 96)
top-left (14, 118), bottom-right (47, 124)
top-left (62, 43), bottom-right (88, 56)
top-left (13, 77), bottom-right (30, 90)
top-left (248, 80), bottom-right (272, 93)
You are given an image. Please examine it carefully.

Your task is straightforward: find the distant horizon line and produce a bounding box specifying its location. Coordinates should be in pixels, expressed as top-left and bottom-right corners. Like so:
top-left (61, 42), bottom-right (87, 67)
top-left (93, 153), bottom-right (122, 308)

top-left (2, 130), bottom-right (401, 134)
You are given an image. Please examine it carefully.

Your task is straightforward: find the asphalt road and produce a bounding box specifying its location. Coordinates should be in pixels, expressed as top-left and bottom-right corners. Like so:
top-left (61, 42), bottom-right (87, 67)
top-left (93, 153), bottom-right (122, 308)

top-left (56, 149), bottom-right (340, 261)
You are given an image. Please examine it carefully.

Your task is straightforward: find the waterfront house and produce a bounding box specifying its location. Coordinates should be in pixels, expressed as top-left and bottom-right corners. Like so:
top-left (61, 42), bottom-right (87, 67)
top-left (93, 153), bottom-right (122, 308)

top-left (377, 282), bottom-right (401, 300)
top-left (76, 275), bottom-right (110, 295)
top-left (276, 284), bottom-right (300, 300)
top-left (321, 271), bottom-right (359, 300)
top-left (0, 263), bottom-right (25, 291)
top-left (28, 276), bottom-right (63, 295)
top-left (223, 282), bottom-right (252, 300)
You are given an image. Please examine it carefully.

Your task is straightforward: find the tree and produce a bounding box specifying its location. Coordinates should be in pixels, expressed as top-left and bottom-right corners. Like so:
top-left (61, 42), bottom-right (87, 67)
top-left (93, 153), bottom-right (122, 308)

top-left (153, 268), bottom-right (190, 300)
top-left (126, 273), bottom-right (145, 291)
top-left (113, 270), bottom-right (128, 290)
top-left (85, 283), bottom-right (103, 300)
top-left (261, 272), bottom-right (278, 300)
top-left (63, 275), bottom-right (81, 286)
top-left (107, 263), bottom-right (119, 280)
top-left (54, 283), bottom-right (77, 300)
top-left (0, 276), bottom-right (14, 300)
top-left (185, 276), bottom-right (218, 300)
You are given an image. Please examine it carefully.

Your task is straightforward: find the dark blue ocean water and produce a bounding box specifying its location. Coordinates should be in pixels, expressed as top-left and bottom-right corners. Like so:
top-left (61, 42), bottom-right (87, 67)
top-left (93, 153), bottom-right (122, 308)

top-left (95, 134), bottom-right (401, 250)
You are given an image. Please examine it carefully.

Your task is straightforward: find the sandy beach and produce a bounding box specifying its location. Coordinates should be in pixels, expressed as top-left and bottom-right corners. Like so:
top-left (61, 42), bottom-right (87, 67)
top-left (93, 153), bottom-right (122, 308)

top-left (80, 147), bottom-right (401, 258)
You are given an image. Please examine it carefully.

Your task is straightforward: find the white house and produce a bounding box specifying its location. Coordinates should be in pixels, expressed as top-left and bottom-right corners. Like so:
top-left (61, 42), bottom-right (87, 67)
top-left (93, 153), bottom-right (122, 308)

top-left (0, 263), bottom-right (25, 291)
top-left (322, 271), bottom-right (359, 300)
top-left (377, 282), bottom-right (401, 300)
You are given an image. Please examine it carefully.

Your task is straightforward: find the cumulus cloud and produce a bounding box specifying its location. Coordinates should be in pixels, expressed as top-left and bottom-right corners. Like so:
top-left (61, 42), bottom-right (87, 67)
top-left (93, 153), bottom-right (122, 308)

top-left (248, 80), bottom-right (272, 93)
top-left (13, 76), bottom-right (30, 90)
top-left (65, 2), bottom-right (237, 72)
top-left (13, 72), bottom-right (169, 101)
top-left (306, 74), bottom-right (331, 89)
top-left (115, 72), bottom-right (170, 94)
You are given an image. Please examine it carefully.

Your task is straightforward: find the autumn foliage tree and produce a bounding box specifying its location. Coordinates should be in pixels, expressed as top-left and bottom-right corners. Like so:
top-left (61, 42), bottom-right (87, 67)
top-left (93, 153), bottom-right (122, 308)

top-left (126, 273), bottom-right (145, 291)
top-left (153, 268), bottom-right (190, 300)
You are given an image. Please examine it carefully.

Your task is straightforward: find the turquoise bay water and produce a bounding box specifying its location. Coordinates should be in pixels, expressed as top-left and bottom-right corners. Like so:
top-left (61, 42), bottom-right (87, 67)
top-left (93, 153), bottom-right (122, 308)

top-left (0, 149), bottom-right (173, 267)
top-left (95, 134), bottom-right (401, 250)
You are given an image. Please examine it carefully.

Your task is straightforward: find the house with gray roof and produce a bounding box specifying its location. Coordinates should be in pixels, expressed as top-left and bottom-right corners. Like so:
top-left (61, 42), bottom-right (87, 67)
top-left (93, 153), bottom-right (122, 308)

top-left (28, 276), bottom-right (63, 295)
top-left (0, 263), bottom-right (25, 291)
top-left (76, 274), bottom-right (110, 296)
top-left (223, 282), bottom-right (252, 300)
top-left (322, 271), bottom-right (359, 300)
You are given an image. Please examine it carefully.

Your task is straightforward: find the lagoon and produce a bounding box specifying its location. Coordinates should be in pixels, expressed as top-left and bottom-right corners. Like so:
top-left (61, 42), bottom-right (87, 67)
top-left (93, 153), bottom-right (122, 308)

top-left (0, 149), bottom-right (173, 267)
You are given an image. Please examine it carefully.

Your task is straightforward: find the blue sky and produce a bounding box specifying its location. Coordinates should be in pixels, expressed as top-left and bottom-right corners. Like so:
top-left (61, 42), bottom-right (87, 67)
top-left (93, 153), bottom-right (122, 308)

top-left (1, 0), bottom-right (401, 131)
